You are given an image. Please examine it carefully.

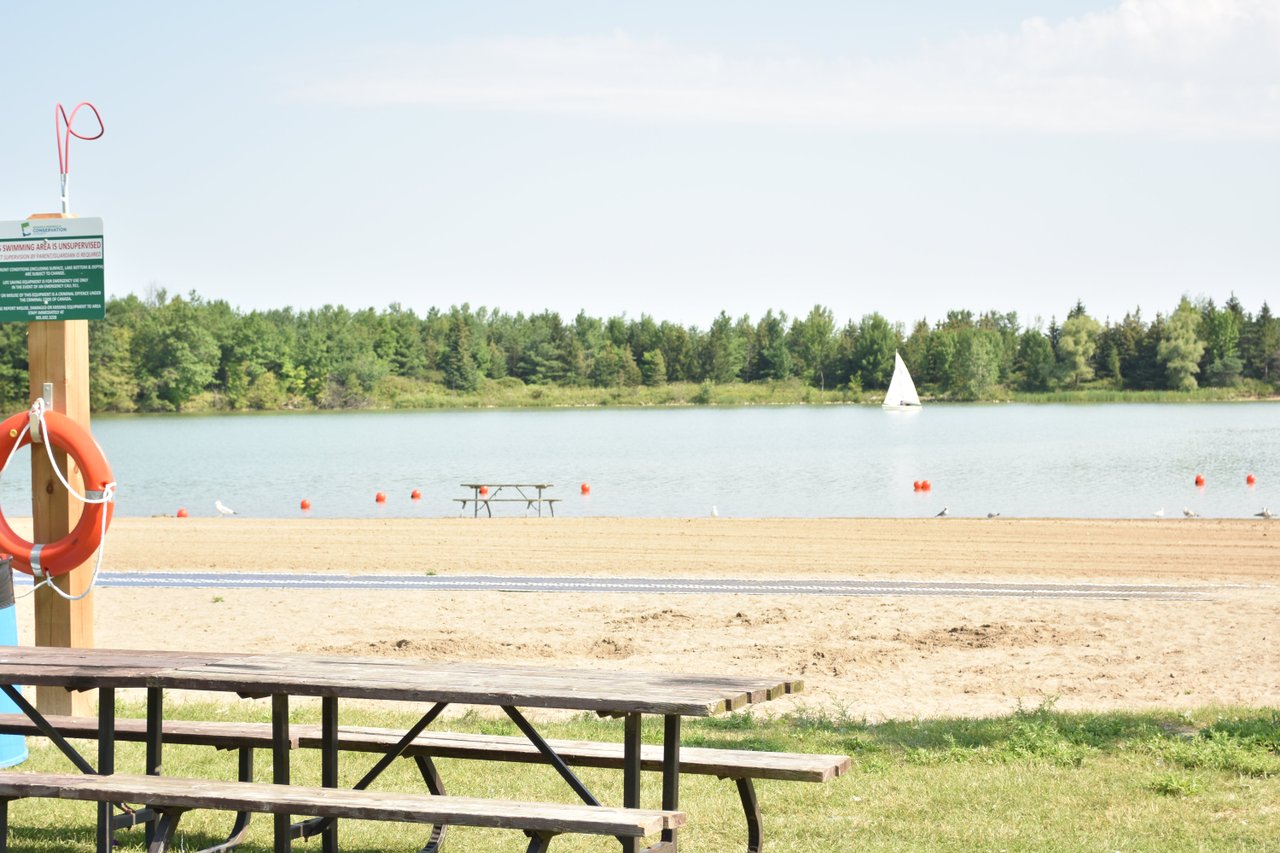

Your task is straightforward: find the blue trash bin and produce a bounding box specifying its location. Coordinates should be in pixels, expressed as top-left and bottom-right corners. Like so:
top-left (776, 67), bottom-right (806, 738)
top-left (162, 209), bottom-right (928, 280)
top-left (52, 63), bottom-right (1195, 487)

top-left (0, 557), bottom-right (28, 767)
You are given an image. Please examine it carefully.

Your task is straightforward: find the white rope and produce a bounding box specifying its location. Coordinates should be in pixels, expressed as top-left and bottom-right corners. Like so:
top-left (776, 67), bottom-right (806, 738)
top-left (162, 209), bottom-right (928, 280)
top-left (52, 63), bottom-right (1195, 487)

top-left (2, 399), bottom-right (115, 600)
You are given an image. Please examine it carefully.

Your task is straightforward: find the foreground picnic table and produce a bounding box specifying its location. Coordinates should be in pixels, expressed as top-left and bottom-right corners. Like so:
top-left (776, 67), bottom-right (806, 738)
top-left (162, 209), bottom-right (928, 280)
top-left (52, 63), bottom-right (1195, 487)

top-left (458, 483), bottom-right (559, 517)
top-left (0, 646), bottom-right (801, 852)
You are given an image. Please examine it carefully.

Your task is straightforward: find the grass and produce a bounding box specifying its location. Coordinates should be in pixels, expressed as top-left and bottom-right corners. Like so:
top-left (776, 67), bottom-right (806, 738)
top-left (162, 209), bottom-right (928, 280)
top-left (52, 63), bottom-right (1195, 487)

top-left (4, 700), bottom-right (1278, 851)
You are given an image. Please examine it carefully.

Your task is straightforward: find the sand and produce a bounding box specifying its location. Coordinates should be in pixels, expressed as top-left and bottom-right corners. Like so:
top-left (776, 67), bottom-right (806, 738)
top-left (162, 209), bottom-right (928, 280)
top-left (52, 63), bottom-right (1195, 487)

top-left (14, 517), bottom-right (1280, 720)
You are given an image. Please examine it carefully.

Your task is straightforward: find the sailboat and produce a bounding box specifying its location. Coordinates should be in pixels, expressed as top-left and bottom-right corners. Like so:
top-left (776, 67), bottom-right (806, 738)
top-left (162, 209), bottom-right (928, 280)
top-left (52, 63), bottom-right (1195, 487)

top-left (882, 351), bottom-right (921, 411)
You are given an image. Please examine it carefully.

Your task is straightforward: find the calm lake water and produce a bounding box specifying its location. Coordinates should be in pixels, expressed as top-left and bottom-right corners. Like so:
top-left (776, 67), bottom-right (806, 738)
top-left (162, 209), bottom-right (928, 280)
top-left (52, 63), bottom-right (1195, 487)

top-left (0, 404), bottom-right (1276, 519)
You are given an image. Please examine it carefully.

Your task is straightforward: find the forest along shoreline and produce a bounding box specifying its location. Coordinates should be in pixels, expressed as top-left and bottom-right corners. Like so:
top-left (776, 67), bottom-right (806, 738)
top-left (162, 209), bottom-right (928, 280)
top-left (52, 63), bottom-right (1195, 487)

top-left (8, 291), bottom-right (1271, 414)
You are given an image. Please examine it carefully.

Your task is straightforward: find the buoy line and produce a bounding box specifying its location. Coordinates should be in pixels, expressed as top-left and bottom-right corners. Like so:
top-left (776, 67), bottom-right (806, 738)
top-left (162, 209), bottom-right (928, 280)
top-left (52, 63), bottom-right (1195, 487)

top-left (12, 572), bottom-right (1222, 600)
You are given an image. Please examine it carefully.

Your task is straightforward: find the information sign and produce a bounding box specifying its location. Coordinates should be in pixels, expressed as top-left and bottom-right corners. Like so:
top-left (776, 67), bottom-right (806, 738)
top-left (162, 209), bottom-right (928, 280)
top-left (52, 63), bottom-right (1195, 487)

top-left (0, 217), bottom-right (105, 321)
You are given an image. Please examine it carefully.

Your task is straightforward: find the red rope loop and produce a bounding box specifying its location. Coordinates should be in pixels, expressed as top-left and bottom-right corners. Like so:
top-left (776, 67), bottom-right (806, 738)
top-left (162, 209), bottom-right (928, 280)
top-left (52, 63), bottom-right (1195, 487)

top-left (55, 102), bottom-right (105, 175)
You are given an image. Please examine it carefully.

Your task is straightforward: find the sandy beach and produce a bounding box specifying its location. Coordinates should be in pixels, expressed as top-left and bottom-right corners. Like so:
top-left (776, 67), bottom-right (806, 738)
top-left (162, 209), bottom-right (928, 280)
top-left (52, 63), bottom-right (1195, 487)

top-left (15, 517), bottom-right (1280, 720)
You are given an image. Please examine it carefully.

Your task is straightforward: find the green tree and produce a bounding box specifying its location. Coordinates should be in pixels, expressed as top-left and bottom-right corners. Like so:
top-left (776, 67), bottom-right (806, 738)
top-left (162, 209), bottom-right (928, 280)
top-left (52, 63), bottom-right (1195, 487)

top-left (788, 305), bottom-right (836, 389)
top-left (852, 313), bottom-right (898, 390)
top-left (1015, 329), bottom-right (1055, 392)
top-left (131, 291), bottom-right (219, 411)
top-left (640, 349), bottom-right (666, 386)
top-left (88, 296), bottom-right (143, 412)
top-left (953, 329), bottom-right (1001, 400)
top-left (1201, 299), bottom-right (1243, 387)
top-left (1056, 312), bottom-right (1101, 388)
top-left (698, 312), bottom-right (747, 384)
top-left (1158, 298), bottom-right (1206, 391)
top-left (754, 311), bottom-right (792, 381)
top-left (441, 310), bottom-right (479, 391)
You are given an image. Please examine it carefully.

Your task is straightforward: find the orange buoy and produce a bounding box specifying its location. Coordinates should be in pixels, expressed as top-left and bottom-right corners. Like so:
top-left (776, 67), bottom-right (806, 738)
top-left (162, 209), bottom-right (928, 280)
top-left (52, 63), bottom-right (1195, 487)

top-left (300, 499), bottom-right (311, 511)
top-left (1195, 474), bottom-right (1205, 487)
top-left (912, 481), bottom-right (921, 492)
top-left (921, 480), bottom-right (932, 491)
top-left (176, 508), bottom-right (188, 518)
top-left (479, 485), bottom-right (489, 497)
top-left (580, 483), bottom-right (590, 495)
top-left (375, 492), bottom-right (387, 503)
top-left (1246, 473), bottom-right (1256, 486)
top-left (411, 488), bottom-right (422, 500)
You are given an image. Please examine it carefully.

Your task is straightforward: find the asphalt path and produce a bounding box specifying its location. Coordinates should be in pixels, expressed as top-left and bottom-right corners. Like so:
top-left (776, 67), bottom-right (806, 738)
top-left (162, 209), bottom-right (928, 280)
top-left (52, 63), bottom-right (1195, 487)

top-left (17, 572), bottom-right (1213, 600)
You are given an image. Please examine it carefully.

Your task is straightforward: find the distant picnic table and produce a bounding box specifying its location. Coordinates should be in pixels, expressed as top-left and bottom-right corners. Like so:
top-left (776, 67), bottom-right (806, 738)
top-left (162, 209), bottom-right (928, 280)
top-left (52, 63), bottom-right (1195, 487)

top-left (457, 483), bottom-right (558, 517)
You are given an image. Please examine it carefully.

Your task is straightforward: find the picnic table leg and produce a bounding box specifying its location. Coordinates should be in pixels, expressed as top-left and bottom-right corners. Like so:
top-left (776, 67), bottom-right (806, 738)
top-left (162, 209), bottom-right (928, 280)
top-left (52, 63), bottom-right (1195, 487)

top-left (412, 756), bottom-right (448, 853)
top-left (144, 687), bottom-right (163, 848)
top-left (272, 693), bottom-right (291, 852)
top-left (661, 714), bottom-right (681, 850)
top-left (146, 807), bottom-right (186, 853)
top-left (623, 713), bottom-right (641, 808)
top-left (97, 686), bottom-right (115, 853)
top-left (321, 696), bottom-right (338, 853)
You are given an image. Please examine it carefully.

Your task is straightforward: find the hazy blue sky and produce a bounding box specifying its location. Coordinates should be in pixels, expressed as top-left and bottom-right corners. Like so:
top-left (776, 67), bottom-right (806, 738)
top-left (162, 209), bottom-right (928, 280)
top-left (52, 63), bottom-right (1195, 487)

top-left (1, 1), bottom-right (1276, 328)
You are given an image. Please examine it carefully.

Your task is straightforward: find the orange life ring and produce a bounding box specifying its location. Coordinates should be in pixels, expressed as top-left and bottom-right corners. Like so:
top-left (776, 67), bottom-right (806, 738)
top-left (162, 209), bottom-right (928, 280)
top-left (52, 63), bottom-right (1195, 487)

top-left (0, 409), bottom-right (114, 577)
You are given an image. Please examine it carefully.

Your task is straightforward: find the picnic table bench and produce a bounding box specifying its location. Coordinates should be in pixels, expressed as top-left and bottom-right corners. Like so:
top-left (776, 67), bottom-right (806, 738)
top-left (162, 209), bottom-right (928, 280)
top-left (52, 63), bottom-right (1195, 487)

top-left (0, 771), bottom-right (681, 852)
top-left (0, 713), bottom-right (849, 852)
top-left (0, 647), bottom-right (808, 852)
top-left (456, 483), bottom-right (559, 517)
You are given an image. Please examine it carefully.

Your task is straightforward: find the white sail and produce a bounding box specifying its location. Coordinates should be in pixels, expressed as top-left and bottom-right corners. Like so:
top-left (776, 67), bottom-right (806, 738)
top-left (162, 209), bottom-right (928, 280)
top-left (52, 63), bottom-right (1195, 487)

top-left (882, 352), bottom-right (921, 409)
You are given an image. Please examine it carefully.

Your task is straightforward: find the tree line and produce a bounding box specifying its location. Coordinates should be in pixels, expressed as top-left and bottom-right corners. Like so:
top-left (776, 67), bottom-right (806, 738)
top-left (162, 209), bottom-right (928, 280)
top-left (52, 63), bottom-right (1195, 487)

top-left (0, 290), bottom-right (1274, 413)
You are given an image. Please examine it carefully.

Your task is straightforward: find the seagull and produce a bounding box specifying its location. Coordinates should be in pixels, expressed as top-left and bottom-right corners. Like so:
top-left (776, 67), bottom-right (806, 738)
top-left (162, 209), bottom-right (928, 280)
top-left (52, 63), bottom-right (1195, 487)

top-left (935, 506), bottom-right (949, 517)
top-left (1153, 508), bottom-right (1164, 518)
top-left (710, 506), bottom-right (718, 518)
top-left (986, 512), bottom-right (1001, 519)
top-left (1182, 507), bottom-right (1198, 518)
top-left (1256, 508), bottom-right (1273, 519)
top-left (214, 500), bottom-right (238, 517)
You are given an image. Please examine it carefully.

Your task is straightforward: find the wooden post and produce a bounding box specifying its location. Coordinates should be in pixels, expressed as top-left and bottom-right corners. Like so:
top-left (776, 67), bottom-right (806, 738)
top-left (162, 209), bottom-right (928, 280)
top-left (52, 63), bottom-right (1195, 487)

top-left (26, 212), bottom-right (94, 716)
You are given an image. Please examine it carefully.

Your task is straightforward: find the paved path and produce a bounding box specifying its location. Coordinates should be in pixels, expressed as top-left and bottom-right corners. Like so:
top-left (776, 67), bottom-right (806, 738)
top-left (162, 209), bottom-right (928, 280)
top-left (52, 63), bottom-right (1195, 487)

top-left (19, 572), bottom-right (1213, 600)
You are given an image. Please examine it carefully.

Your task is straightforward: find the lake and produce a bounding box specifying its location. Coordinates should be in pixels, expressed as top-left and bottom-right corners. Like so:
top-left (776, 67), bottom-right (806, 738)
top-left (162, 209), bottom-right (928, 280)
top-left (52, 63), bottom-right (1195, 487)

top-left (0, 403), bottom-right (1275, 519)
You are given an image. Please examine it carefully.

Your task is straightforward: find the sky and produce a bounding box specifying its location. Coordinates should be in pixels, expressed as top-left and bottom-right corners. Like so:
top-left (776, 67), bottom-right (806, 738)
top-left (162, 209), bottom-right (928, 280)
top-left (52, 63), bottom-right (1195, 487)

top-left (0, 1), bottom-right (1276, 329)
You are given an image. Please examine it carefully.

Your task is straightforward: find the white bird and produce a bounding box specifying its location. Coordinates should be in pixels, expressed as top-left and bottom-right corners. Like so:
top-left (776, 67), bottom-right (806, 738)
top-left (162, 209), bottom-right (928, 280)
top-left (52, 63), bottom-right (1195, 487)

top-left (214, 500), bottom-right (238, 517)
top-left (1182, 507), bottom-right (1198, 518)
top-left (935, 506), bottom-right (949, 517)
top-left (1153, 508), bottom-right (1164, 518)
top-left (710, 506), bottom-right (718, 518)
top-left (1256, 507), bottom-right (1273, 519)
top-left (986, 512), bottom-right (1001, 519)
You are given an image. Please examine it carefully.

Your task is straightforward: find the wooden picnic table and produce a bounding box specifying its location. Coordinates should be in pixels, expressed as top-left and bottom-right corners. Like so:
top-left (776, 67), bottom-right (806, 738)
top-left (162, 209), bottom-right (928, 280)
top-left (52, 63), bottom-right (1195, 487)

top-left (458, 482), bottom-right (558, 517)
top-left (0, 646), bottom-right (802, 852)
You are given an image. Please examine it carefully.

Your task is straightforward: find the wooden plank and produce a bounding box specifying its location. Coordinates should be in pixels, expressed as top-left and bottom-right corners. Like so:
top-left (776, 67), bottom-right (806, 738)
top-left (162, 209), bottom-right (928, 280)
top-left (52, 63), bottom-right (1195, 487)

top-left (298, 727), bottom-right (851, 783)
top-left (28, 315), bottom-right (94, 716)
top-left (151, 658), bottom-right (800, 716)
top-left (0, 772), bottom-right (683, 836)
top-left (0, 714), bottom-right (849, 782)
top-left (0, 647), bottom-right (802, 717)
top-left (0, 714), bottom-right (295, 750)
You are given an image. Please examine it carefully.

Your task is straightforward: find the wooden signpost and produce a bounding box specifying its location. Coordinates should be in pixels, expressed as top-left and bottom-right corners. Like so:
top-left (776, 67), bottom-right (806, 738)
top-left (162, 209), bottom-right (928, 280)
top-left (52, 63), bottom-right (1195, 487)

top-left (25, 215), bottom-right (94, 714)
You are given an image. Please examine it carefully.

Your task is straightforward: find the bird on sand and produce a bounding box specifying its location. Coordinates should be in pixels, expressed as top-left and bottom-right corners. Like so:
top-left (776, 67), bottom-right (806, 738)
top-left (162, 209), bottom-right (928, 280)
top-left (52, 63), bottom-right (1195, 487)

top-left (935, 506), bottom-right (949, 517)
top-left (214, 500), bottom-right (238, 517)
top-left (1182, 507), bottom-right (1198, 518)
top-left (1153, 508), bottom-right (1164, 518)
top-left (1256, 507), bottom-right (1273, 519)
top-left (986, 512), bottom-right (1001, 519)
top-left (710, 506), bottom-right (718, 518)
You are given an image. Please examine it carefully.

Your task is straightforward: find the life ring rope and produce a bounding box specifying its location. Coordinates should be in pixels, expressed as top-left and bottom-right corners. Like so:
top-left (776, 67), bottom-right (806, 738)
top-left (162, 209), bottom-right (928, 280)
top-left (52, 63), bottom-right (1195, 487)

top-left (1, 398), bottom-right (116, 601)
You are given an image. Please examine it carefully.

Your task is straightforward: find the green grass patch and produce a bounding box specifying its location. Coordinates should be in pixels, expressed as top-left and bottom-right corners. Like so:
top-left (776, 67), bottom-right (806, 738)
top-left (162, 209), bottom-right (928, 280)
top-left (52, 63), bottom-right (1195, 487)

top-left (4, 701), bottom-right (1278, 851)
